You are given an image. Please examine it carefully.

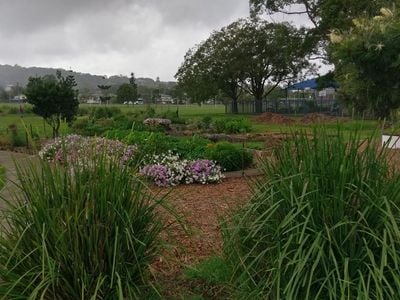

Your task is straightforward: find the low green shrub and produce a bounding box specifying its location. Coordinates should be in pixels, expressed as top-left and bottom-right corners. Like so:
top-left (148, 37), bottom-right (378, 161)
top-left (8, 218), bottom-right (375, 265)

top-left (159, 110), bottom-right (186, 125)
top-left (205, 142), bottom-right (252, 171)
top-left (91, 106), bottom-right (122, 120)
top-left (103, 128), bottom-right (131, 140)
top-left (124, 131), bottom-right (173, 158)
top-left (72, 117), bottom-right (114, 136)
top-left (0, 153), bottom-right (166, 298)
top-left (199, 115), bottom-right (213, 130)
top-left (7, 124), bottom-right (26, 147)
top-left (172, 135), bottom-right (210, 160)
top-left (77, 106), bottom-right (89, 116)
top-left (213, 118), bottom-right (252, 134)
top-left (7, 107), bottom-right (19, 114)
top-left (223, 128), bottom-right (400, 299)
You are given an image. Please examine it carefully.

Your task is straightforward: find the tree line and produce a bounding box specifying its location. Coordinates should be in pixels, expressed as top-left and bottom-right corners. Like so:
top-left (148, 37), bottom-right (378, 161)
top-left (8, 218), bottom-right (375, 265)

top-left (176, 0), bottom-right (400, 118)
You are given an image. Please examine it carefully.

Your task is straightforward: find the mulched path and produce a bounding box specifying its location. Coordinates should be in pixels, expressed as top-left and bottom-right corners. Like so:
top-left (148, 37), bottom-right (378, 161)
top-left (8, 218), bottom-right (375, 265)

top-left (149, 176), bottom-right (258, 297)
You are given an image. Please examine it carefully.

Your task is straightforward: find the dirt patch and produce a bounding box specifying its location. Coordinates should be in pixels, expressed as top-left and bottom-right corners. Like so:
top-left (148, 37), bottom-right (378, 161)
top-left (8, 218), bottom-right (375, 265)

top-left (254, 112), bottom-right (295, 125)
top-left (300, 113), bottom-right (344, 124)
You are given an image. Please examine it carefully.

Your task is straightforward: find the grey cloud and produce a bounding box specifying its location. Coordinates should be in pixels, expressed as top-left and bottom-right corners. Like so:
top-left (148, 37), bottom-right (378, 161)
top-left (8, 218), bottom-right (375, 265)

top-left (0, 0), bottom-right (250, 80)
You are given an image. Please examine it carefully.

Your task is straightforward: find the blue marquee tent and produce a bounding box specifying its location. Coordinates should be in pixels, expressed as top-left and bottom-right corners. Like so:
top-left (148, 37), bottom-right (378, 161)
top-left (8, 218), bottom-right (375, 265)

top-left (287, 79), bottom-right (318, 91)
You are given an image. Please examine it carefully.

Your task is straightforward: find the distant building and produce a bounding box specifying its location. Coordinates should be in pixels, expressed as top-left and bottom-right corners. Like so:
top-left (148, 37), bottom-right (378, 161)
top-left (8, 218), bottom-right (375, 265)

top-left (11, 95), bottom-right (27, 102)
top-left (86, 98), bottom-right (101, 104)
top-left (158, 94), bottom-right (174, 104)
top-left (5, 84), bottom-right (13, 92)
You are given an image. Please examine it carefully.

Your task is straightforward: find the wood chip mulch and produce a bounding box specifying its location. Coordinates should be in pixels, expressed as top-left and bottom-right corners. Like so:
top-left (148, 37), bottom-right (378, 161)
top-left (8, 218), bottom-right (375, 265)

top-left (148, 177), bottom-right (257, 294)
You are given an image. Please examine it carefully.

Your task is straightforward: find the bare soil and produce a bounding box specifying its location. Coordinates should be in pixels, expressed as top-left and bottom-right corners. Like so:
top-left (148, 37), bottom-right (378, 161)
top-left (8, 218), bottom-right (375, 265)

top-left (300, 113), bottom-right (345, 124)
top-left (254, 112), bottom-right (295, 124)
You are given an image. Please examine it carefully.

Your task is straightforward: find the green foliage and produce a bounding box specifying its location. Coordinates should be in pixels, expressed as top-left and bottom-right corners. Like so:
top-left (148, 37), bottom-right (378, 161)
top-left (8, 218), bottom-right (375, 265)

top-left (223, 127), bottom-right (400, 299)
top-left (91, 106), bottom-right (122, 120)
top-left (7, 107), bottom-right (19, 114)
top-left (25, 70), bottom-right (79, 138)
top-left (250, 0), bottom-right (385, 59)
top-left (176, 18), bottom-right (308, 113)
top-left (7, 124), bottom-right (26, 147)
top-left (72, 116), bottom-right (114, 136)
top-left (205, 142), bottom-right (253, 171)
top-left (185, 256), bottom-right (232, 285)
top-left (0, 153), bottom-right (166, 298)
top-left (159, 109), bottom-right (186, 125)
top-left (171, 135), bottom-right (210, 160)
top-left (200, 115), bottom-right (213, 130)
top-left (77, 106), bottom-right (89, 116)
top-left (116, 83), bottom-right (138, 104)
top-left (213, 118), bottom-right (252, 134)
top-left (331, 8), bottom-right (400, 119)
top-left (124, 131), bottom-right (173, 158)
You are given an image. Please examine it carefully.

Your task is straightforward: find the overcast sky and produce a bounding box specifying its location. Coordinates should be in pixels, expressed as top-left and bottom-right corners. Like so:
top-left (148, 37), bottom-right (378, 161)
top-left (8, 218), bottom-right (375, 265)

top-left (0, 1), bottom-right (316, 81)
top-left (0, 0), bottom-right (247, 81)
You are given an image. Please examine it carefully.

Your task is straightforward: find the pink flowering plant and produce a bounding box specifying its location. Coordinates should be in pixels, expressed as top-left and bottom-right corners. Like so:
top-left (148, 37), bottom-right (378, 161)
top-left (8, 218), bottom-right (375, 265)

top-left (39, 135), bottom-right (137, 166)
top-left (140, 151), bottom-right (224, 187)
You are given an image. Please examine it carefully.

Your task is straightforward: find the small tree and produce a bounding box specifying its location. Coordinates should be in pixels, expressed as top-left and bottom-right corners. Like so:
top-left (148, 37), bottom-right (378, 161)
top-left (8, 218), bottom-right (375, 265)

top-left (25, 71), bottom-right (79, 138)
top-left (116, 83), bottom-right (137, 103)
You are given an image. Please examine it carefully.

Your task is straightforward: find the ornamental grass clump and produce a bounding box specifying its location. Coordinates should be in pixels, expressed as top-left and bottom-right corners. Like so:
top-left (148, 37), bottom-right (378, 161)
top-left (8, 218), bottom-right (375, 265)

top-left (223, 127), bottom-right (400, 299)
top-left (0, 152), bottom-right (166, 298)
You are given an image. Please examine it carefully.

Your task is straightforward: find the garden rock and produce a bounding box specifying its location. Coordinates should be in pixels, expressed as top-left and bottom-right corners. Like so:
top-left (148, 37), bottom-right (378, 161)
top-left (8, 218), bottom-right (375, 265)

top-left (144, 118), bottom-right (172, 130)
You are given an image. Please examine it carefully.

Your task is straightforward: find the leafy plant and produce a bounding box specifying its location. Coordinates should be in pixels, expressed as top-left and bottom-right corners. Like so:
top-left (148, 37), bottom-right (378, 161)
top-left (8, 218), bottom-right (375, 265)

top-left (124, 131), bottom-right (172, 157)
top-left (213, 118), bottom-right (252, 134)
top-left (90, 106), bottom-right (122, 120)
top-left (7, 124), bottom-right (26, 147)
top-left (223, 127), bottom-right (400, 299)
top-left (172, 135), bottom-right (210, 160)
top-left (199, 115), bottom-right (213, 130)
top-left (205, 142), bottom-right (253, 171)
top-left (0, 152), bottom-right (166, 298)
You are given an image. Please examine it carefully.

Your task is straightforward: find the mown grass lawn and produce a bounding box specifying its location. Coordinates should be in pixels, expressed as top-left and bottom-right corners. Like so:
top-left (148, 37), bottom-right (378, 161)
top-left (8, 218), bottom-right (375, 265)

top-left (0, 103), bottom-right (397, 141)
top-left (0, 115), bottom-right (70, 140)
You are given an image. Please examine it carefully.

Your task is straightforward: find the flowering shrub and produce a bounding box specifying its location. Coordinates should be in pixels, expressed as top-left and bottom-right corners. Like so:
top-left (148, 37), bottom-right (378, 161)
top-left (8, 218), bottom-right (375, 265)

top-left (140, 152), bottom-right (224, 186)
top-left (39, 135), bottom-right (137, 166)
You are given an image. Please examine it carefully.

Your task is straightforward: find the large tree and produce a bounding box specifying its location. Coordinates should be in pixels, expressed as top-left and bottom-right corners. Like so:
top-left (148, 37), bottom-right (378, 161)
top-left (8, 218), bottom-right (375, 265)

top-left (233, 19), bottom-right (309, 113)
top-left (175, 45), bottom-right (220, 106)
top-left (331, 7), bottom-right (400, 119)
top-left (249, 0), bottom-right (388, 59)
top-left (25, 71), bottom-right (79, 138)
top-left (176, 18), bottom-right (308, 113)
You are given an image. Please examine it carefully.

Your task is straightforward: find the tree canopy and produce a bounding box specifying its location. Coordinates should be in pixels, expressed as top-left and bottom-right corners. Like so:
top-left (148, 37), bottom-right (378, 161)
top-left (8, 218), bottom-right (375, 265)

top-left (331, 7), bottom-right (400, 119)
top-left (116, 83), bottom-right (138, 103)
top-left (25, 71), bottom-right (79, 137)
top-left (176, 18), bottom-right (309, 113)
top-left (249, 0), bottom-right (389, 58)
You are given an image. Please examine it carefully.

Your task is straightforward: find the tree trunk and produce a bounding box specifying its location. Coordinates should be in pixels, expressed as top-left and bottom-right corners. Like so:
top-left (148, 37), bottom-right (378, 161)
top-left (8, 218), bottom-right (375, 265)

top-left (53, 117), bottom-right (61, 138)
top-left (232, 97), bottom-right (238, 114)
top-left (255, 98), bottom-right (263, 114)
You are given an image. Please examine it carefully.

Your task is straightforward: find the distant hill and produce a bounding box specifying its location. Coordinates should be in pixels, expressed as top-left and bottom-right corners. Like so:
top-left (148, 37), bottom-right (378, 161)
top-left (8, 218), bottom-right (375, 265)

top-left (0, 64), bottom-right (176, 91)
